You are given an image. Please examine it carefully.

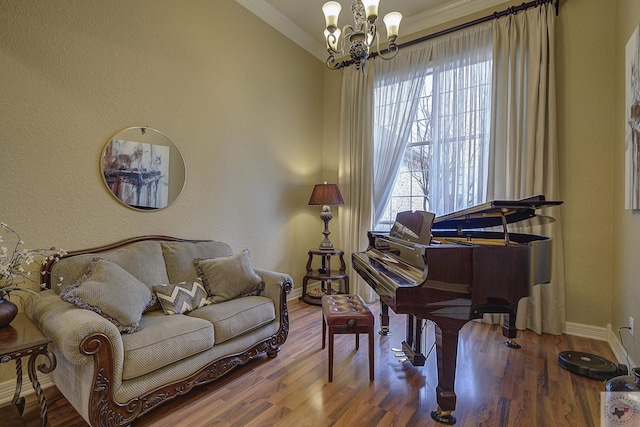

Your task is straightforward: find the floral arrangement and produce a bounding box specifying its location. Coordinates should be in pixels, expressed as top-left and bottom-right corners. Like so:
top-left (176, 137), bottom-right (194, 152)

top-left (0, 222), bottom-right (66, 300)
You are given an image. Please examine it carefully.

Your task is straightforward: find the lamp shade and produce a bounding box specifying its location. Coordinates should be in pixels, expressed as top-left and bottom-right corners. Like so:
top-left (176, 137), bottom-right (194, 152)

top-left (308, 183), bottom-right (344, 206)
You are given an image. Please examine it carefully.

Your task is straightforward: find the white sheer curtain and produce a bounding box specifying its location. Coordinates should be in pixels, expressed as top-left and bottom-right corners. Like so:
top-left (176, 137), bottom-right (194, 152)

top-left (372, 46), bottom-right (432, 226)
top-left (371, 25), bottom-right (493, 225)
top-left (428, 25), bottom-right (493, 215)
top-left (488, 3), bottom-right (564, 334)
top-left (337, 66), bottom-right (376, 302)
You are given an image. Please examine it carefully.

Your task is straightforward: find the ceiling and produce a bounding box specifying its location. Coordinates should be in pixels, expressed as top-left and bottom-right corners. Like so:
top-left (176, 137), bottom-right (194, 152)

top-left (235, 0), bottom-right (511, 62)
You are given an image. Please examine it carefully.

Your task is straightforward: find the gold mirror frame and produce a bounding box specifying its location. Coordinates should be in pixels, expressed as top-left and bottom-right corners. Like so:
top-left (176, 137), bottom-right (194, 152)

top-left (100, 127), bottom-right (186, 211)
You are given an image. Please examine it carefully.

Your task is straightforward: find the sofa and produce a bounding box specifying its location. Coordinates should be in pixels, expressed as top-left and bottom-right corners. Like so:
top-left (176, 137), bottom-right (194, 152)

top-left (27, 236), bottom-right (292, 427)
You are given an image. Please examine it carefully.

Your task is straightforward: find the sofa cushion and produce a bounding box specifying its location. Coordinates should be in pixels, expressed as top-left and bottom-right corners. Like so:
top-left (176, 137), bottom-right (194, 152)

top-left (121, 311), bottom-right (214, 380)
top-left (51, 241), bottom-right (170, 294)
top-left (60, 258), bottom-right (153, 333)
top-left (194, 250), bottom-right (264, 303)
top-left (152, 280), bottom-right (210, 315)
top-left (187, 296), bottom-right (275, 344)
top-left (161, 241), bottom-right (233, 284)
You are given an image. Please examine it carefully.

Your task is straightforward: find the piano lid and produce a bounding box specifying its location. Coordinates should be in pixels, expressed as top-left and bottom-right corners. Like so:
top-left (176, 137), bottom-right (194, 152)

top-left (432, 195), bottom-right (563, 231)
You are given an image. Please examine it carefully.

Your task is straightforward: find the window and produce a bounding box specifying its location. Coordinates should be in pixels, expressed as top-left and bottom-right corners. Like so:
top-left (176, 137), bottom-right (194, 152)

top-left (373, 53), bottom-right (492, 231)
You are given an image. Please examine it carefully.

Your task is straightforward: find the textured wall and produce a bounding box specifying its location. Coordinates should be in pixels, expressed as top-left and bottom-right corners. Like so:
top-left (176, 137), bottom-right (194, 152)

top-left (554, 0), bottom-right (616, 328)
top-left (614, 1), bottom-right (640, 364)
top-left (0, 0), bottom-right (324, 282)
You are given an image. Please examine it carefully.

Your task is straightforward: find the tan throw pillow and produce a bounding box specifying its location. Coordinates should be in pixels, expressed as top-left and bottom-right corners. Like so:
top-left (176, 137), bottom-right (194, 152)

top-left (194, 250), bottom-right (264, 303)
top-left (152, 280), bottom-right (210, 315)
top-left (60, 258), bottom-right (153, 333)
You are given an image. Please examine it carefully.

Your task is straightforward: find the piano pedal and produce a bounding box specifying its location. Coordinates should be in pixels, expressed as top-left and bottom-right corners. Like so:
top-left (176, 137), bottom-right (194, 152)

top-left (504, 339), bottom-right (522, 349)
top-left (392, 348), bottom-right (409, 363)
top-left (430, 407), bottom-right (456, 425)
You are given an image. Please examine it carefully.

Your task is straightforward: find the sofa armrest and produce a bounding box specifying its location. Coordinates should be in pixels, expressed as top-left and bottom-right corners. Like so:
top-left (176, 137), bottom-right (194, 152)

top-left (26, 290), bottom-right (124, 369)
top-left (254, 268), bottom-right (293, 304)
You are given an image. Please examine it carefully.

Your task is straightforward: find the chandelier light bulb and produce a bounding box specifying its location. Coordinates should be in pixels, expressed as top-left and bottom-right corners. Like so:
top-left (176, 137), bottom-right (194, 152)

top-left (361, 0), bottom-right (380, 22)
top-left (322, 1), bottom-right (342, 32)
top-left (383, 12), bottom-right (402, 41)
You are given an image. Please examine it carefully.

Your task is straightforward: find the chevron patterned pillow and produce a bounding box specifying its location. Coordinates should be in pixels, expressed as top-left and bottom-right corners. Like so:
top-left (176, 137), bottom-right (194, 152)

top-left (152, 280), bottom-right (211, 315)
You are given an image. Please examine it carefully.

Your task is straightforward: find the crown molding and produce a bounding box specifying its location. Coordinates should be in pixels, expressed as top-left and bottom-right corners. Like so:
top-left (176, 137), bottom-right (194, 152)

top-left (401, 0), bottom-right (510, 40)
top-left (235, 0), bottom-right (328, 61)
top-left (236, 0), bottom-right (513, 63)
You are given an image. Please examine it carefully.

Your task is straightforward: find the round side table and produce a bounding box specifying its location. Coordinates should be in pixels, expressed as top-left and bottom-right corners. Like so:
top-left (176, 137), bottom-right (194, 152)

top-left (300, 248), bottom-right (350, 305)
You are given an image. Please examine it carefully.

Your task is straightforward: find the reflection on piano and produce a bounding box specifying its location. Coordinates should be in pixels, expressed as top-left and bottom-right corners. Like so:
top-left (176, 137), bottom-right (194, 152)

top-left (352, 195), bottom-right (562, 425)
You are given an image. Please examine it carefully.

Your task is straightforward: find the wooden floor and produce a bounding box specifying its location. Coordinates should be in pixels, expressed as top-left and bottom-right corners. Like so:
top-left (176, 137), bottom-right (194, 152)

top-left (22, 298), bottom-right (617, 427)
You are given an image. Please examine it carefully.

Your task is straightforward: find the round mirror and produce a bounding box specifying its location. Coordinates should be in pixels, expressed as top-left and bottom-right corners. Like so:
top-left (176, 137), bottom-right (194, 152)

top-left (100, 127), bottom-right (186, 211)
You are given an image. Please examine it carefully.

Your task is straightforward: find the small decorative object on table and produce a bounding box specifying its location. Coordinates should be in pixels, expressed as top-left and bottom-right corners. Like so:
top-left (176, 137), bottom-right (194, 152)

top-left (0, 222), bottom-right (66, 327)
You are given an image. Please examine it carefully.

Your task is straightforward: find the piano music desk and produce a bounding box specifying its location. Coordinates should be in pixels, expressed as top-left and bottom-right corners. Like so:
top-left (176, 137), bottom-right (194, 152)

top-left (300, 249), bottom-right (349, 305)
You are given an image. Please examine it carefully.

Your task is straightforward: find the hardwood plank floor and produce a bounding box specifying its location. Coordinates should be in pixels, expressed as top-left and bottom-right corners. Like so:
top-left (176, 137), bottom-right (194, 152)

top-left (22, 298), bottom-right (617, 426)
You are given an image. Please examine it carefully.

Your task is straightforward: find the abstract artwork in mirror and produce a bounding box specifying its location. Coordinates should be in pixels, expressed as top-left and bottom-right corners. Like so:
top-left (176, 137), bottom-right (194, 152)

top-left (101, 127), bottom-right (185, 210)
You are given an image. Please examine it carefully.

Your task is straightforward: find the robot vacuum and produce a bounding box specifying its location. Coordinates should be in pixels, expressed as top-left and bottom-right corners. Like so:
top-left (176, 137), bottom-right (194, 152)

top-left (558, 350), bottom-right (627, 380)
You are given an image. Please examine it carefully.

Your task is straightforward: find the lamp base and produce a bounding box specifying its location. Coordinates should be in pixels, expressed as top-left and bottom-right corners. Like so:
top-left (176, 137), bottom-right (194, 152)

top-left (319, 206), bottom-right (335, 250)
top-left (319, 237), bottom-right (335, 250)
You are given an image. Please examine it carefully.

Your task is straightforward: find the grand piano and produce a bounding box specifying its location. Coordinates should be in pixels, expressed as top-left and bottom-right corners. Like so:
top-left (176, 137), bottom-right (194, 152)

top-left (352, 195), bottom-right (562, 425)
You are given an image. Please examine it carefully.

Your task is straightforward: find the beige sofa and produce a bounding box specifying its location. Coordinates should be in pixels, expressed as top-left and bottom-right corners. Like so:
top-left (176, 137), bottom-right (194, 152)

top-left (28, 236), bottom-right (292, 427)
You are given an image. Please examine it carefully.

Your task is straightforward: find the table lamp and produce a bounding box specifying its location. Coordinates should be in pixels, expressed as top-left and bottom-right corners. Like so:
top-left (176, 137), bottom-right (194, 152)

top-left (308, 182), bottom-right (344, 250)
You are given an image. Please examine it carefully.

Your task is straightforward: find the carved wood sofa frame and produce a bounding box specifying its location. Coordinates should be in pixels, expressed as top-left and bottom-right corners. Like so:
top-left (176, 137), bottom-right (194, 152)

top-left (41, 235), bottom-right (292, 427)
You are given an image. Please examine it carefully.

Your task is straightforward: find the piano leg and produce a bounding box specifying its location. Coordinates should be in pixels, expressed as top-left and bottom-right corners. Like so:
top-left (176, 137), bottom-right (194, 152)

top-left (501, 312), bottom-right (522, 349)
top-left (431, 321), bottom-right (463, 426)
top-left (379, 300), bottom-right (391, 336)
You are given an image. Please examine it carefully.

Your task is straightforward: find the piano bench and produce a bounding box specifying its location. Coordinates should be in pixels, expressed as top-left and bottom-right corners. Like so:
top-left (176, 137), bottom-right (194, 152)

top-left (321, 294), bottom-right (374, 382)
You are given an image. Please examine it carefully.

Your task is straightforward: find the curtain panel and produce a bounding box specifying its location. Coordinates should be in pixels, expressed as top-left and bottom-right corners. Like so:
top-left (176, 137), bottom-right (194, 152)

top-left (488, 3), bottom-right (564, 334)
top-left (337, 67), bottom-right (376, 302)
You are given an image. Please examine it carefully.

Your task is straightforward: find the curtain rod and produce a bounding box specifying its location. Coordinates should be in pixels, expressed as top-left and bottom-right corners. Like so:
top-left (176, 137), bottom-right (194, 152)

top-left (338, 0), bottom-right (559, 69)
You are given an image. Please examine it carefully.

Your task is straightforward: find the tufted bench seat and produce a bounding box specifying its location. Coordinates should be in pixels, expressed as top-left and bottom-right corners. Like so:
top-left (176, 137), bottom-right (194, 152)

top-left (321, 294), bottom-right (374, 382)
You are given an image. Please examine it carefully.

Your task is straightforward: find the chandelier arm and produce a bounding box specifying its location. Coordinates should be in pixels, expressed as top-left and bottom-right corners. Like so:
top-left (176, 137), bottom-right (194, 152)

top-left (326, 54), bottom-right (342, 70)
top-left (367, 25), bottom-right (377, 48)
top-left (377, 42), bottom-right (399, 61)
top-left (326, 33), bottom-right (340, 55)
top-left (337, 24), bottom-right (353, 53)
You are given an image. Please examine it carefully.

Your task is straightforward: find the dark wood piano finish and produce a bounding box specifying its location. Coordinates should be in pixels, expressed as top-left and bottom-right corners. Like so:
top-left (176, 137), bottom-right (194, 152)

top-left (352, 196), bottom-right (562, 425)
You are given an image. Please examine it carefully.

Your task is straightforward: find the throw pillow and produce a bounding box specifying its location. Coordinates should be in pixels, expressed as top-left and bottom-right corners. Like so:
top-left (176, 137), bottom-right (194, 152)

top-left (60, 258), bottom-right (153, 333)
top-left (152, 280), bottom-right (210, 315)
top-left (194, 250), bottom-right (264, 303)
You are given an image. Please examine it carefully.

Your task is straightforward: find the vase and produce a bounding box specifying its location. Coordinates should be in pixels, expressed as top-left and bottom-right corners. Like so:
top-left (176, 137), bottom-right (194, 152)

top-left (606, 367), bottom-right (640, 392)
top-left (0, 297), bottom-right (19, 328)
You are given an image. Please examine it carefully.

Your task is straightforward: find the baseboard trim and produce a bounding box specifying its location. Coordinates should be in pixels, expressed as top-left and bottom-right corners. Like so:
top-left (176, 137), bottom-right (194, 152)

top-left (287, 282), bottom-right (321, 302)
top-left (607, 324), bottom-right (637, 369)
top-left (565, 321), bottom-right (609, 341)
top-left (564, 322), bottom-right (635, 368)
top-left (0, 372), bottom-right (53, 405)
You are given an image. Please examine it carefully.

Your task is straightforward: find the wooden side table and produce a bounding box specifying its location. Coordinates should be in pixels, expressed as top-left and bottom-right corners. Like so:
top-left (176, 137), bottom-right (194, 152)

top-left (300, 248), bottom-right (349, 305)
top-left (0, 314), bottom-right (56, 427)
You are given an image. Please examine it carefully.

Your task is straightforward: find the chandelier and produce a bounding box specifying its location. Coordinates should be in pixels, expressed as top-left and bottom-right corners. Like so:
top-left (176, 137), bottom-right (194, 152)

top-left (322, 0), bottom-right (402, 72)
